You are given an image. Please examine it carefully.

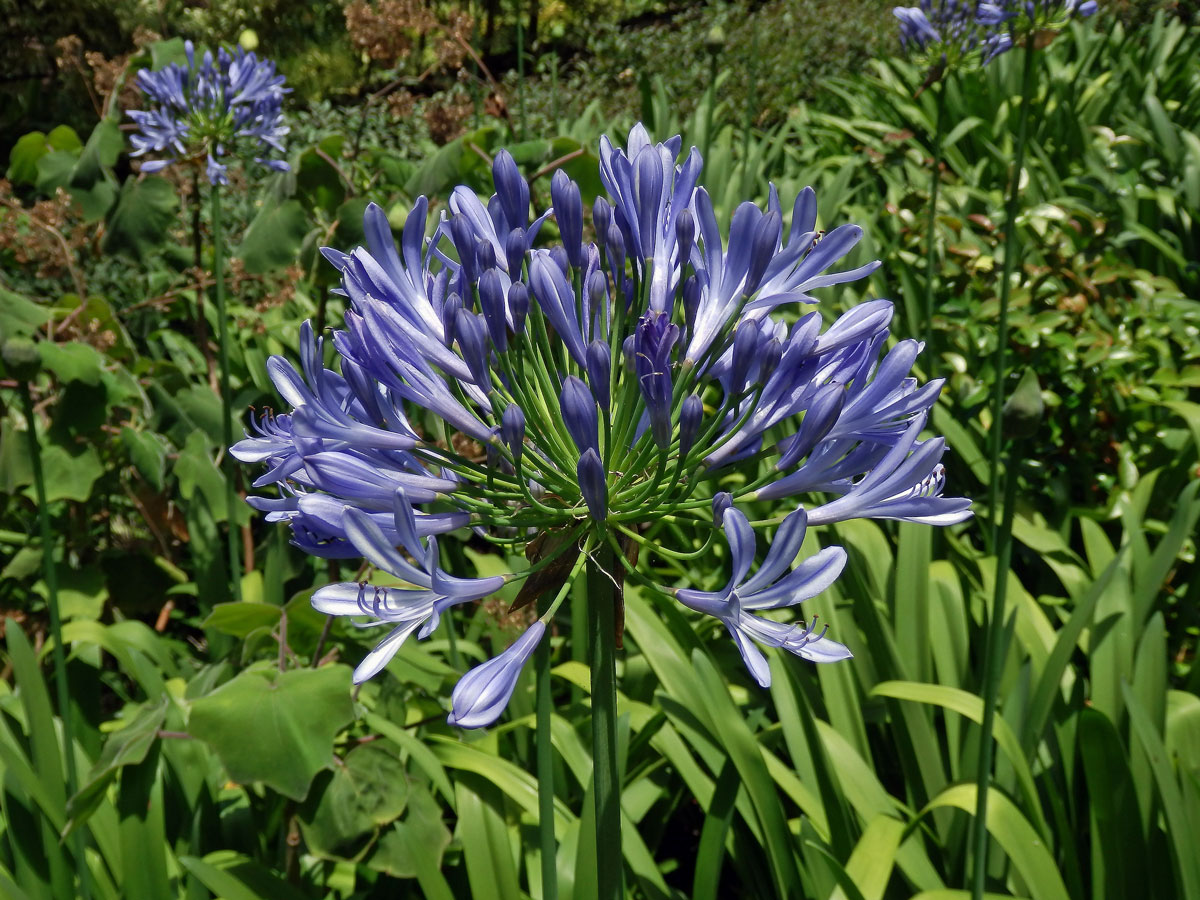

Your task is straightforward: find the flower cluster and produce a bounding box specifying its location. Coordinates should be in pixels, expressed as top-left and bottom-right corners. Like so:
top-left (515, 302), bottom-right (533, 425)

top-left (894, 0), bottom-right (1096, 68)
top-left (129, 41), bottom-right (289, 184)
top-left (234, 125), bottom-right (971, 728)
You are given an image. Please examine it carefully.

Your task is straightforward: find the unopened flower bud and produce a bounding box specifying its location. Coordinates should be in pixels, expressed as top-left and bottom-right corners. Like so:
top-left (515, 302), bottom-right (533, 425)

top-left (448, 621), bottom-right (545, 728)
top-left (508, 282), bottom-right (529, 333)
top-left (577, 448), bottom-right (607, 521)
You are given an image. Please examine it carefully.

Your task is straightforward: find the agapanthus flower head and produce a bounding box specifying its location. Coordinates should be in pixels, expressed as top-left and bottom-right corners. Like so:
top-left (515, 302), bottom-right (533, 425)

top-left (235, 125), bottom-right (971, 729)
top-left (893, 0), bottom-right (1024, 68)
top-left (975, 0), bottom-right (1097, 40)
top-left (129, 40), bottom-right (290, 183)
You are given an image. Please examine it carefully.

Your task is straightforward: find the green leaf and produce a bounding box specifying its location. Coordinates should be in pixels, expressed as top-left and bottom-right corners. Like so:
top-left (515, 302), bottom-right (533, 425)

top-left (186, 664), bottom-right (356, 800)
top-left (828, 814), bottom-right (906, 900)
top-left (35, 150), bottom-right (81, 194)
top-left (66, 698), bottom-right (168, 832)
top-left (238, 200), bottom-right (312, 274)
top-left (299, 741), bottom-right (410, 857)
top-left (7, 131), bottom-right (50, 184)
top-left (1122, 683), bottom-right (1200, 899)
top-left (148, 38), bottom-right (188, 70)
top-left (120, 427), bottom-right (166, 491)
top-left (25, 444), bottom-right (103, 503)
top-left (101, 176), bottom-right (179, 260)
top-left (365, 785), bottom-right (453, 879)
top-left (70, 119), bottom-right (123, 190)
top-left (1077, 707), bottom-right (1148, 900)
top-left (203, 602), bottom-right (282, 638)
top-left (922, 784), bottom-right (1070, 900)
top-left (0, 287), bottom-right (52, 339)
top-left (38, 341), bottom-right (105, 385)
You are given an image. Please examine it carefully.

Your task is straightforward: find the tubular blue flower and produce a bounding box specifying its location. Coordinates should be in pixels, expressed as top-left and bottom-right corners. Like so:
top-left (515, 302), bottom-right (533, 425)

top-left (130, 40), bottom-right (289, 182)
top-left (671, 507), bottom-right (851, 687)
top-left (448, 621), bottom-right (545, 728)
top-left (239, 123), bottom-right (970, 720)
top-left (560, 376), bottom-right (600, 456)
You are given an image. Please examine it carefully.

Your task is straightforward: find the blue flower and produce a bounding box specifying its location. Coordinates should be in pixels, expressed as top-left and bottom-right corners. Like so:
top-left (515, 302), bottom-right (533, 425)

top-left (238, 124), bottom-right (971, 722)
top-left (129, 40), bottom-right (289, 182)
top-left (448, 622), bottom-right (545, 728)
top-left (672, 505), bottom-right (851, 687)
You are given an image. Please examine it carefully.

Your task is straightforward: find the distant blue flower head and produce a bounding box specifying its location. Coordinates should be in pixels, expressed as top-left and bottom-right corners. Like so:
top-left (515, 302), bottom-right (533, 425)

top-left (235, 125), bottom-right (971, 727)
top-left (129, 40), bottom-right (290, 183)
top-left (975, 0), bottom-right (1097, 40)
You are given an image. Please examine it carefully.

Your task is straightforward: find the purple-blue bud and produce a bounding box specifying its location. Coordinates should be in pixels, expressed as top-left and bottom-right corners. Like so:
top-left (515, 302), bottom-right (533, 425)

top-left (587, 269), bottom-right (608, 309)
top-left (551, 169), bottom-right (583, 269)
top-left (676, 207), bottom-right (695, 269)
top-left (593, 196), bottom-right (612, 241)
top-left (586, 340), bottom-right (612, 411)
top-left (622, 334), bottom-right (637, 368)
top-left (605, 222), bottom-right (626, 273)
top-left (679, 394), bottom-right (703, 458)
top-left (712, 492), bottom-right (733, 526)
top-left (478, 269), bottom-right (508, 352)
top-left (760, 338), bottom-right (783, 384)
top-left (492, 149), bottom-right (529, 229)
top-left (476, 237), bottom-right (496, 272)
top-left (455, 309), bottom-right (490, 390)
top-left (443, 293), bottom-right (463, 345)
top-left (730, 320), bottom-right (759, 392)
top-left (448, 620), bottom-right (544, 728)
top-left (501, 403), bottom-right (525, 465)
top-left (683, 275), bottom-right (700, 335)
top-left (560, 375), bottom-right (599, 455)
top-left (549, 245), bottom-right (569, 277)
top-left (506, 227), bottom-right (526, 278)
top-left (450, 216), bottom-right (478, 283)
top-left (777, 382), bottom-right (845, 469)
top-left (508, 282), bottom-right (530, 333)
top-left (745, 209), bottom-right (782, 297)
top-left (577, 448), bottom-right (607, 521)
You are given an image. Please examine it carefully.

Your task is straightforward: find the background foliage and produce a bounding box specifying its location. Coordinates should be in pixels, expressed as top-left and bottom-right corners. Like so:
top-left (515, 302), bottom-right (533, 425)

top-left (2, 2), bottom-right (1199, 898)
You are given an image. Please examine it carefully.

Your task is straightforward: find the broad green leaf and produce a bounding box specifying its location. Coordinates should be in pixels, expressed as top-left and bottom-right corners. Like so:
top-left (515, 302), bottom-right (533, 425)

top-left (203, 602), bottom-right (282, 638)
top-left (179, 852), bottom-right (312, 900)
top-left (120, 426), bottom-right (166, 491)
top-left (829, 814), bottom-right (906, 900)
top-left (870, 681), bottom-right (1047, 840)
top-left (922, 785), bottom-right (1069, 900)
top-left (25, 444), bottom-right (103, 504)
top-left (1122, 683), bottom-right (1200, 899)
top-left (1077, 707), bottom-right (1148, 900)
top-left (7, 131), bottom-right (51, 184)
top-left (0, 287), bottom-right (51, 339)
top-left (186, 664), bottom-right (355, 800)
top-left (101, 176), bottom-right (179, 259)
top-left (238, 200), bottom-right (312, 273)
top-left (66, 698), bottom-right (168, 831)
top-left (38, 341), bottom-right (105, 385)
top-left (299, 741), bottom-right (409, 856)
top-left (70, 118), bottom-right (123, 190)
top-left (365, 785), bottom-right (452, 879)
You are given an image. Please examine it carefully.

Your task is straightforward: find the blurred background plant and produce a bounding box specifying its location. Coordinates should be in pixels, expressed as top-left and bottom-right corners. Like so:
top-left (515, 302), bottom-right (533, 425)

top-left (1, 1), bottom-right (1199, 898)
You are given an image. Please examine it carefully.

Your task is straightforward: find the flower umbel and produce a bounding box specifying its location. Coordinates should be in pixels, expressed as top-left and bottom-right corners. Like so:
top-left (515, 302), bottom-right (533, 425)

top-left (129, 40), bottom-right (290, 183)
top-left (235, 124), bottom-right (972, 728)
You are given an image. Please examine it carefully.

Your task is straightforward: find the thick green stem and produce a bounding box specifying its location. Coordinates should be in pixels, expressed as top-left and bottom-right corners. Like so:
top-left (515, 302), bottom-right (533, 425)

top-left (587, 543), bottom-right (621, 900)
top-left (923, 82), bottom-right (947, 362)
top-left (971, 446), bottom-right (1021, 900)
top-left (211, 184), bottom-right (242, 601)
top-left (20, 382), bottom-right (91, 900)
top-left (986, 34), bottom-right (1037, 545)
top-left (535, 593), bottom-right (558, 900)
